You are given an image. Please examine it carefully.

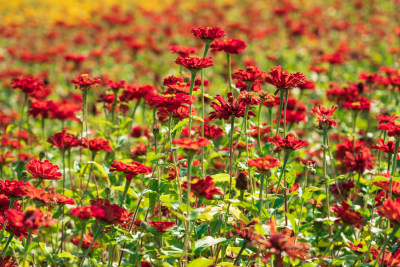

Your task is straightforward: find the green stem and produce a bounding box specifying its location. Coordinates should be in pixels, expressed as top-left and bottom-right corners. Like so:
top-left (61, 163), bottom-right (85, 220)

top-left (257, 102), bottom-right (265, 154)
top-left (258, 174), bottom-right (265, 219)
top-left (120, 179), bottom-right (132, 206)
top-left (18, 93), bottom-right (28, 163)
top-left (390, 140), bottom-right (400, 198)
top-left (228, 115), bottom-right (235, 198)
top-left (233, 241), bottom-right (247, 265)
top-left (77, 221), bottom-right (87, 251)
top-left (323, 224), bottom-right (345, 256)
top-left (1, 233), bottom-right (14, 256)
top-left (188, 72), bottom-right (197, 138)
top-left (275, 90), bottom-right (284, 136)
top-left (80, 224), bottom-right (104, 266)
top-left (373, 225), bottom-right (398, 266)
top-left (168, 113), bottom-right (181, 204)
top-left (183, 156), bottom-right (193, 264)
top-left (227, 53), bottom-right (232, 92)
top-left (270, 151), bottom-right (290, 214)
top-left (283, 90), bottom-right (289, 137)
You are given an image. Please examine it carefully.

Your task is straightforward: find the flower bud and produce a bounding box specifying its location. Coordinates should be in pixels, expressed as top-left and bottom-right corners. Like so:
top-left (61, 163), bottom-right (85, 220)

top-left (235, 171), bottom-right (250, 191)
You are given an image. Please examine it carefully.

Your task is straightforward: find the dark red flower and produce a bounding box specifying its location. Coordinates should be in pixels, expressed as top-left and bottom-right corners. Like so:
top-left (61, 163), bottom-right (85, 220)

top-left (375, 114), bottom-right (399, 131)
top-left (342, 96), bottom-right (370, 111)
top-left (71, 234), bottom-right (99, 248)
top-left (372, 138), bottom-right (396, 154)
top-left (12, 76), bottom-right (45, 94)
top-left (182, 176), bottom-right (223, 200)
top-left (332, 201), bottom-right (365, 228)
top-left (232, 66), bottom-right (266, 84)
top-left (90, 198), bottom-right (131, 225)
top-left (388, 122), bottom-right (400, 140)
top-left (119, 84), bottom-right (155, 102)
top-left (209, 93), bottom-right (255, 120)
top-left (147, 93), bottom-right (192, 113)
top-left (0, 180), bottom-right (32, 198)
top-left (82, 137), bottom-right (113, 152)
top-left (264, 65), bottom-right (306, 94)
top-left (197, 124), bottom-right (224, 139)
top-left (70, 206), bottom-right (105, 220)
top-left (148, 221), bottom-right (175, 233)
top-left (377, 197), bottom-right (400, 224)
top-left (238, 91), bottom-right (261, 105)
top-left (268, 133), bottom-right (309, 150)
top-left (175, 56), bottom-right (214, 73)
top-left (52, 194), bottom-right (75, 205)
top-left (359, 72), bottom-right (382, 83)
top-left (340, 149), bottom-right (374, 173)
top-left (110, 160), bottom-right (152, 181)
top-left (169, 45), bottom-right (197, 57)
top-left (210, 38), bottom-right (246, 54)
top-left (25, 159), bottom-right (62, 180)
top-left (71, 74), bottom-right (102, 90)
top-left (47, 131), bottom-right (81, 151)
top-left (191, 27), bottom-right (226, 43)
top-left (29, 100), bottom-right (56, 118)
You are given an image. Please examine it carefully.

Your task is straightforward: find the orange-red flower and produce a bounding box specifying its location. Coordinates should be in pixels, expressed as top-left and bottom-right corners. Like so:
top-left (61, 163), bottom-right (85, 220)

top-left (169, 45), bottom-right (197, 57)
top-left (0, 180), bottom-right (32, 198)
top-left (71, 234), bottom-right (100, 248)
top-left (172, 137), bottom-right (210, 157)
top-left (25, 159), bottom-right (62, 180)
top-left (311, 106), bottom-right (338, 129)
top-left (110, 160), bottom-right (152, 181)
top-left (70, 206), bottom-right (105, 220)
top-left (148, 221), bottom-right (175, 233)
top-left (210, 38), bottom-right (246, 54)
top-left (248, 155), bottom-right (281, 174)
top-left (378, 197), bottom-right (400, 224)
top-left (264, 65), bottom-right (306, 94)
top-left (12, 76), bottom-right (45, 94)
top-left (232, 66), bottom-right (266, 84)
top-left (81, 137), bottom-right (113, 153)
top-left (209, 93), bottom-right (255, 120)
top-left (47, 131), bottom-right (81, 151)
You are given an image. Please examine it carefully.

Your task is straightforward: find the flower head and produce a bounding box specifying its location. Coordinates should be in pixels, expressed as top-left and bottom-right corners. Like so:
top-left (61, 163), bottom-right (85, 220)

top-left (311, 106), bottom-right (338, 129)
top-left (268, 133), bottom-right (309, 151)
top-left (90, 198), bottom-right (131, 225)
top-left (81, 137), bottom-right (113, 153)
top-left (191, 27), bottom-right (226, 43)
top-left (209, 93), bottom-right (255, 120)
top-left (25, 159), bottom-right (62, 180)
top-left (70, 206), bottom-right (105, 220)
top-left (232, 66), bottom-right (266, 84)
top-left (210, 38), bottom-right (246, 54)
top-left (148, 221), bottom-right (175, 233)
top-left (377, 197), bottom-right (400, 225)
top-left (47, 131), bottom-right (81, 151)
top-left (173, 137), bottom-right (210, 157)
top-left (332, 201), bottom-right (365, 228)
top-left (110, 160), bottom-right (152, 181)
top-left (12, 76), bottom-right (45, 94)
top-left (248, 155), bottom-right (281, 174)
top-left (175, 56), bottom-right (214, 73)
top-left (182, 176), bottom-right (223, 200)
top-left (264, 65), bottom-right (306, 94)
top-left (71, 74), bottom-right (102, 90)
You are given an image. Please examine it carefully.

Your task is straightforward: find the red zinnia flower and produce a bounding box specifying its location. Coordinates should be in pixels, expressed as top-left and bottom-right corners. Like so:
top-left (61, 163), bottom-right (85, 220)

top-left (311, 106), bottom-right (338, 129)
top-left (12, 76), bottom-right (45, 94)
top-left (147, 93), bottom-right (192, 113)
top-left (232, 66), bottom-right (266, 84)
top-left (52, 194), bottom-right (75, 205)
top-left (343, 97), bottom-right (370, 111)
top-left (70, 206), bottom-right (106, 220)
top-left (173, 137), bottom-right (210, 157)
top-left (71, 234), bottom-right (100, 248)
top-left (182, 176), bottom-right (223, 200)
top-left (191, 27), bottom-right (226, 43)
top-left (90, 198), bottom-right (131, 225)
top-left (388, 122), bottom-right (400, 140)
top-left (169, 45), bottom-right (197, 57)
top-left (71, 74), bottom-right (102, 90)
top-left (332, 201), bottom-right (365, 228)
top-left (209, 93), bottom-right (256, 120)
top-left (47, 131), bottom-right (81, 151)
top-left (210, 38), bottom-right (246, 54)
top-left (238, 91), bottom-right (261, 105)
top-left (81, 137), bottom-right (113, 153)
top-left (375, 114), bottom-right (399, 131)
top-left (0, 180), bottom-right (31, 198)
top-left (264, 65), bottom-right (306, 94)
top-left (248, 155), bottom-right (281, 174)
top-left (29, 100), bottom-right (56, 118)
top-left (340, 149), bottom-right (374, 173)
top-left (110, 160), bottom-right (152, 181)
top-left (25, 159), bottom-right (62, 180)
top-left (148, 221), bottom-right (175, 233)
top-left (268, 133), bottom-right (309, 150)
top-left (359, 72), bottom-right (382, 83)
top-left (377, 197), bottom-right (400, 225)
top-left (175, 56), bottom-right (214, 73)
top-left (372, 138), bottom-right (396, 154)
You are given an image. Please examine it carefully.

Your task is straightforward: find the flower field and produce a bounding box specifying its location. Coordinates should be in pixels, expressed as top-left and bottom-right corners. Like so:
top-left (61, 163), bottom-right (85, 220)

top-left (1, 0), bottom-right (400, 266)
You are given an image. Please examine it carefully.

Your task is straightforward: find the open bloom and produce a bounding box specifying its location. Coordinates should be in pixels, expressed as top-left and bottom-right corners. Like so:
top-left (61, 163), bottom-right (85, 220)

top-left (373, 172), bottom-right (400, 196)
top-left (268, 133), bottom-right (309, 151)
top-left (110, 160), bottom-right (152, 181)
top-left (264, 65), bottom-right (306, 94)
top-left (71, 74), bottom-right (102, 90)
top-left (70, 206), bottom-right (105, 220)
top-left (147, 93), bottom-right (192, 113)
top-left (12, 76), bottom-right (45, 94)
top-left (29, 100), bottom-right (56, 118)
top-left (311, 106), bottom-right (338, 129)
top-left (25, 159), bottom-right (62, 180)
top-left (388, 122), bottom-right (400, 140)
top-left (169, 45), bottom-right (197, 57)
top-left (71, 234), bottom-right (99, 248)
top-left (175, 56), bottom-right (214, 73)
top-left (248, 155), bottom-right (281, 174)
top-left (47, 131), bottom-right (81, 151)
top-left (375, 114), bottom-right (399, 131)
top-left (90, 199), bottom-right (131, 225)
top-left (182, 176), bottom-right (223, 200)
top-left (232, 66), bottom-right (266, 84)
top-left (377, 197), bottom-right (400, 224)
top-left (173, 137), bottom-right (210, 157)
top-left (81, 137), bottom-right (113, 153)
top-left (210, 38), bottom-right (246, 54)
top-left (372, 138), bottom-right (396, 154)
top-left (149, 221), bottom-right (176, 233)
top-left (191, 27), bottom-right (226, 43)
top-left (209, 93), bottom-right (255, 120)
top-left (332, 201), bottom-right (365, 228)
top-left (0, 180), bottom-right (32, 198)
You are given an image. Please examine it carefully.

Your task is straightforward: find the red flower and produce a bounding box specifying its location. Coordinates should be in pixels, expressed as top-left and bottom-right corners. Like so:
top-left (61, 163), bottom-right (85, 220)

top-left (375, 114), bottom-right (399, 131)
top-left (268, 133), bottom-right (309, 150)
top-left (12, 76), bottom-right (45, 94)
top-left (262, 233), bottom-right (310, 263)
top-left (372, 138), bottom-right (396, 154)
top-left (332, 201), bottom-right (365, 228)
top-left (158, 105), bottom-right (197, 122)
top-left (191, 27), bottom-right (226, 43)
top-left (359, 72), bottom-right (382, 83)
top-left (71, 234), bottom-right (100, 248)
top-left (47, 131), bottom-right (81, 150)
top-left (343, 97), bottom-right (370, 111)
top-left (52, 194), bottom-right (75, 205)
top-left (209, 93), bottom-right (255, 120)
top-left (210, 38), bottom-right (246, 54)
top-left (264, 65), bottom-right (306, 94)
top-left (90, 198), bottom-right (131, 225)
top-left (388, 122), bottom-right (400, 140)
top-left (70, 206), bottom-right (105, 220)
top-left (197, 124), bottom-right (224, 139)
top-left (248, 155), bottom-right (281, 174)
top-left (82, 137), bottom-right (113, 152)
top-left (0, 255), bottom-right (17, 267)
top-left (232, 66), bottom-right (266, 84)
top-left (148, 221), bottom-right (175, 233)
top-left (3, 209), bottom-right (28, 238)
top-left (71, 74), bottom-right (102, 90)
top-left (169, 45), bottom-right (197, 57)
top-left (175, 56), bottom-right (214, 73)
top-left (110, 160), bottom-right (152, 181)
top-left (182, 176), bottom-right (223, 200)
top-left (0, 151), bottom-right (15, 167)
top-left (21, 207), bottom-right (56, 230)
top-left (377, 197), bottom-right (400, 224)
top-left (119, 84), bottom-right (155, 102)
top-left (0, 180), bottom-right (31, 198)
top-left (25, 159), bottom-right (62, 180)
top-left (147, 93), bottom-right (192, 113)
top-left (29, 100), bottom-right (56, 118)
top-left (340, 149), bottom-right (374, 173)
top-left (238, 91), bottom-right (261, 105)
top-left (49, 100), bottom-right (81, 121)
top-left (172, 137), bottom-right (210, 156)
top-left (163, 75), bottom-right (184, 87)
top-left (373, 172), bottom-right (400, 196)
top-left (311, 106), bottom-right (338, 129)
top-left (105, 80), bottom-right (126, 91)
top-left (130, 142), bottom-right (147, 159)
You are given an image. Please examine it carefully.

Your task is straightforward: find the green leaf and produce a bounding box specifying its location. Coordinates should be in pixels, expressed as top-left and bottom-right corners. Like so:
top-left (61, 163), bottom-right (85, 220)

top-left (187, 258), bottom-right (215, 267)
top-left (286, 213), bottom-right (297, 233)
top-left (211, 173), bottom-right (230, 183)
top-left (172, 118), bottom-right (189, 134)
top-left (79, 161), bottom-right (109, 181)
top-left (57, 252), bottom-right (76, 260)
top-left (194, 236), bottom-right (226, 256)
top-left (111, 186), bottom-right (138, 199)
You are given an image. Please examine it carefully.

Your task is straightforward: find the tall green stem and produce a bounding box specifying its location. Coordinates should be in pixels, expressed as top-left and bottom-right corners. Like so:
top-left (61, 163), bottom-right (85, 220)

top-left (227, 53), bottom-right (232, 92)
top-left (228, 115), bottom-right (235, 198)
top-left (275, 90), bottom-right (284, 136)
top-left (18, 93), bottom-right (28, 163)
top-left (270, 151), bottom-right (290, 214)
top-left (80, 224), bottom-right (104, 266)
top-left (188, 73), bottom-right (197, 138)
top-left (390, 140), bottom-right (400, 198)
top-left (183, 156), bottom-right (193, 264)
top-left (258, 174), bottom-right (265, 219)
top-left (200, 43), bottom-right (210, 176)
top-left (283, 90), bottom-right (289, 137)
